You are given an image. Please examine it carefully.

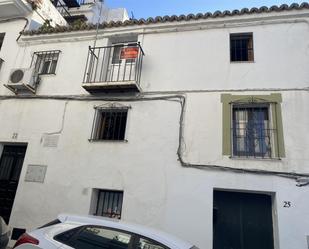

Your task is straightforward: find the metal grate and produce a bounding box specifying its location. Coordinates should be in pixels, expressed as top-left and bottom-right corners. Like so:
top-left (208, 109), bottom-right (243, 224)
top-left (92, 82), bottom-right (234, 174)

top-left (0, 33), bottom-right (5, 51)
top-left (95, 190), bottom-right (123, 219)
top-left (31, 50), bottom-right (61, 75)
top-left (232, 104), bottom-right (275, 158)
top-left (230, 33), bottom-right (254, 62)
top-left (83, 43), bottom-right (144, 84)
top-left (90, 108), bottom-right (128, 141)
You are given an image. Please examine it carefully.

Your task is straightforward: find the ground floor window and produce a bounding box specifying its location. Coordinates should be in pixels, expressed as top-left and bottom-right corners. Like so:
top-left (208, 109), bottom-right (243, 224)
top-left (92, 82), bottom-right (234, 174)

top-left (213, 190), bottom-right (274, 249)
top-left (93, 189), bottom-right (123, 219)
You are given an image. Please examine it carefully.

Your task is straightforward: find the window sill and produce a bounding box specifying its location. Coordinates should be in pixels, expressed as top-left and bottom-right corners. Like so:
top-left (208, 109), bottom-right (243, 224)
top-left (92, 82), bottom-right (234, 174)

top-left (88, 139), bottom-right (128, 143)
top-left (39, 73), bottom-right (56, 76)
top-left (230, 61), bottom-right (255, 64)
top-left (229, 156), bottom-right (281, 161)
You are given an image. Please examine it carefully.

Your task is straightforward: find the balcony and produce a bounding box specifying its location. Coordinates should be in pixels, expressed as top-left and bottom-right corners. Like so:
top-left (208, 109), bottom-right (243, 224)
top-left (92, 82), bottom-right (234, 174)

top-left (82, 43), bottom-right (145, 93)
top-left (51, 0), bottom-right (88, 24)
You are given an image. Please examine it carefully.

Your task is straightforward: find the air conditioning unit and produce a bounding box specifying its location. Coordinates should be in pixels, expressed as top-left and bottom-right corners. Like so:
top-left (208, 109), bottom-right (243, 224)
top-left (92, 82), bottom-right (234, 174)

top-left (5, 68), bottom-right (39, 94)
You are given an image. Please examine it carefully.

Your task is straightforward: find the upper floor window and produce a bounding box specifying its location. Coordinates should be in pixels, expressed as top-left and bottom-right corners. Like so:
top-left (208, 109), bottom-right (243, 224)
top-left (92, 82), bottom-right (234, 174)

top-left (230, 33), bottom-right (254, 62)
top-left (31, 50), bottom-right (61, 75)
top-left (0, 33), bottom-right (5, 51)
top-left (90, 107), bottom-right (128, 141)
top-left (221, 94), bottom-right (285, 159)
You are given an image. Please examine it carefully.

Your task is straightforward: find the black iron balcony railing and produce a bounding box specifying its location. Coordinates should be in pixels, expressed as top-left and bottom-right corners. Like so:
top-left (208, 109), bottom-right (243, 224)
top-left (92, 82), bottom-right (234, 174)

top-left (83, 43), bottom-right (144, 86)
top-left (52, 0), bottom-right (71, 17)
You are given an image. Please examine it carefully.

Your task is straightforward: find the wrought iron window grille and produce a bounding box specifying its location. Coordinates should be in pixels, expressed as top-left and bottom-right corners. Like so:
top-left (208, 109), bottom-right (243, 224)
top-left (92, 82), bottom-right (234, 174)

top-left (0, 58), bottom-right (4, 73)
top-left (230, 102), bottom-right (278, 159)
top-left (0, 33), bottom-right (5, 51)
top-left (94, 190), bottom-right (123, 219)
top-left (90, 107), bottom-right (129, 141)
top-left (31, 50), bottom-right (61, 76)
top-left (230, 33), bottom-right (254, 62)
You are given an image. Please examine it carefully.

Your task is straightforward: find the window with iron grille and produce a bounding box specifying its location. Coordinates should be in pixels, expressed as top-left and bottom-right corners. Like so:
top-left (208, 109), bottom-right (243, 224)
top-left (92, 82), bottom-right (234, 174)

top-left (232, 104), bottom-right (273, 158)
top-left (90, 108), bottom-right (128, 141)
top-left (94, 190), bottom-right (123, 219)
top-left (230, 33), bottom-right (254, 62)
top-left (31, 50), bottom-right (61, 75)
top-left (0, 33), bottom-right (5, 51)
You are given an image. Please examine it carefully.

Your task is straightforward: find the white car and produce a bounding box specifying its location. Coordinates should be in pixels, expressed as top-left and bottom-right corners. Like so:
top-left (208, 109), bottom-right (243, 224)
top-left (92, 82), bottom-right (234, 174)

top-left (13, 214), bottom-right (199, 249)
top-left (0, 216), bottom-right (10, 249)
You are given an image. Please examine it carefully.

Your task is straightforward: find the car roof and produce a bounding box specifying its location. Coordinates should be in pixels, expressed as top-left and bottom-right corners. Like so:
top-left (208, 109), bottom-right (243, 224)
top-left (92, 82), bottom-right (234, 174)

top-left (58, 214), bottom-right (193, 249)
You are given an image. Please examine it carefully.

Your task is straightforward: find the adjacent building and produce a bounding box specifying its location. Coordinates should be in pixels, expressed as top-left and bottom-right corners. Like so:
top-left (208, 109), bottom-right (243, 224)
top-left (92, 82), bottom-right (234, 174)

top-left (0, 1), bottom-right (309, 249)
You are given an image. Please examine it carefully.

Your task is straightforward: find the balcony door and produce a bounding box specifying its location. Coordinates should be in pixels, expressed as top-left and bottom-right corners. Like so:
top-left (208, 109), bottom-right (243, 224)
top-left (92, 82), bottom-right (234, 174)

top-left (106, 43), bottom-right (138, 82)
top-left (0, 145), bottom-right (27, 224)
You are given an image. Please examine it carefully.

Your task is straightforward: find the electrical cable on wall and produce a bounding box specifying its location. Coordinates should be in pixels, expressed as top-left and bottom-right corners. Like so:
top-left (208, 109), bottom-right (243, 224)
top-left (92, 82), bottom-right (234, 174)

top-left (0, 92), bottom-right (308, 186)
top-left (0, 17), bottom-right (29, 41)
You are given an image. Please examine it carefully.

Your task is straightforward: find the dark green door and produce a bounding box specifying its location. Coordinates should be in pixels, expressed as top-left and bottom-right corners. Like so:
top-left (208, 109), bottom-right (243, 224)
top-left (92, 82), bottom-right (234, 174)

top-left (0, 145), bottom-right (27, 224)
top-left (213, 191), bottom-right (274, 249)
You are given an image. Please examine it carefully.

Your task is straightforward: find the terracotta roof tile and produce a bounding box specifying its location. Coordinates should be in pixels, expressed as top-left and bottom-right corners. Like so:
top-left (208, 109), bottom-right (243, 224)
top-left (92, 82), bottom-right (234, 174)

top-left (22, 2), bottom-right (309, 36)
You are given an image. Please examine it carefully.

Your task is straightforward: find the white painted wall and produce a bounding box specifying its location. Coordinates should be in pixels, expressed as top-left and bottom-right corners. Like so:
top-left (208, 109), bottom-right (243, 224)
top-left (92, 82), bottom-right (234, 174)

top-left (0, 9), bottom-right (309, 249)
top-left (68, 2), bottom-right (129, 24)
top-left (1, 92), bottom-right (308, 249)
top-left (33, 0), bottom-right (67, 27)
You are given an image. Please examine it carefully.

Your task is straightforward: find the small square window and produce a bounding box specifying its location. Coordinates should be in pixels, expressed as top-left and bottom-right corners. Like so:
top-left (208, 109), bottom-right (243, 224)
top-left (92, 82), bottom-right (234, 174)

top-left (32, 50), bottom-right (60, 75)
top-left (230, 33), bottom-right (254, 62)
top-left (0, 33), bottom-right (5, 51)
top-left (94, 190), bottom-right (123, 219)
top-left (90, 108), bottom-right (128, 141)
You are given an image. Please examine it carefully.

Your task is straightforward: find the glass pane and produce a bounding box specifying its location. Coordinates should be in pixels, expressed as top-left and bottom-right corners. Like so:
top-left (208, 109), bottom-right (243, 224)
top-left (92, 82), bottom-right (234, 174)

top-left (233, 106), bottom-right (270, 157)
top-left (72, 226), bottom-right (131, 249)
top-left (138, 237), bottom-right (167, 249)
top-left (95, 110), bottom-right (127, 141)
top-left (112, 46), bottom-right (123, 64)
top-left (96, 190), bottom-right (123, 219)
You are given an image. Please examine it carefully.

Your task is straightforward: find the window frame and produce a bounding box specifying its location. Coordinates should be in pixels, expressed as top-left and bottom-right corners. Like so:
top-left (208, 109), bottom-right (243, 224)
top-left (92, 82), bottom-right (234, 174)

top-left (94, 189), bottom-right (124, 219)
top-left (230, 32), bottom-right (254, 62)
top-left (31, 50), bottom-right (61, 76)
top-left (90, 107), bottom-right (129, 142)
top-left (221, 94), bottom-right (285, 159)
top-left (231, 104), bottom-right (273, 158)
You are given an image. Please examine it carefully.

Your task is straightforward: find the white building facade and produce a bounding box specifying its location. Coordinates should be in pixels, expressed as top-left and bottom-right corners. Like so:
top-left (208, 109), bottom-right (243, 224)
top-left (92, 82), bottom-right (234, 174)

top-left (0, 2), bottom-right (309, 249)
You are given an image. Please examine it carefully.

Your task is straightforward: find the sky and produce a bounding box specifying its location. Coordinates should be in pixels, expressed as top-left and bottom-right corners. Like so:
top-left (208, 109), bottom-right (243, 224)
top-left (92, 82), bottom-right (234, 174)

top-left (106, 0), bottom-right (306, 19)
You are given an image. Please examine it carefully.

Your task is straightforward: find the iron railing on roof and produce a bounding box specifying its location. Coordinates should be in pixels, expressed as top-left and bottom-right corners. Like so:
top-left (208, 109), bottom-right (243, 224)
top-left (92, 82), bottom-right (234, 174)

top-left (77, 0), bottom-right (96, 5)
top-left (83, 43), bottom-right (145, 85)
top-left (52, 0), bottom-right (71, 17)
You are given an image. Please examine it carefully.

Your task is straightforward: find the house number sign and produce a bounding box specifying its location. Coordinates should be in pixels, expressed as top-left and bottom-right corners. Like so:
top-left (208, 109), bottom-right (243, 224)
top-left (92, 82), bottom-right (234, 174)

top-left (283, 201), bottom-right (291, 208)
